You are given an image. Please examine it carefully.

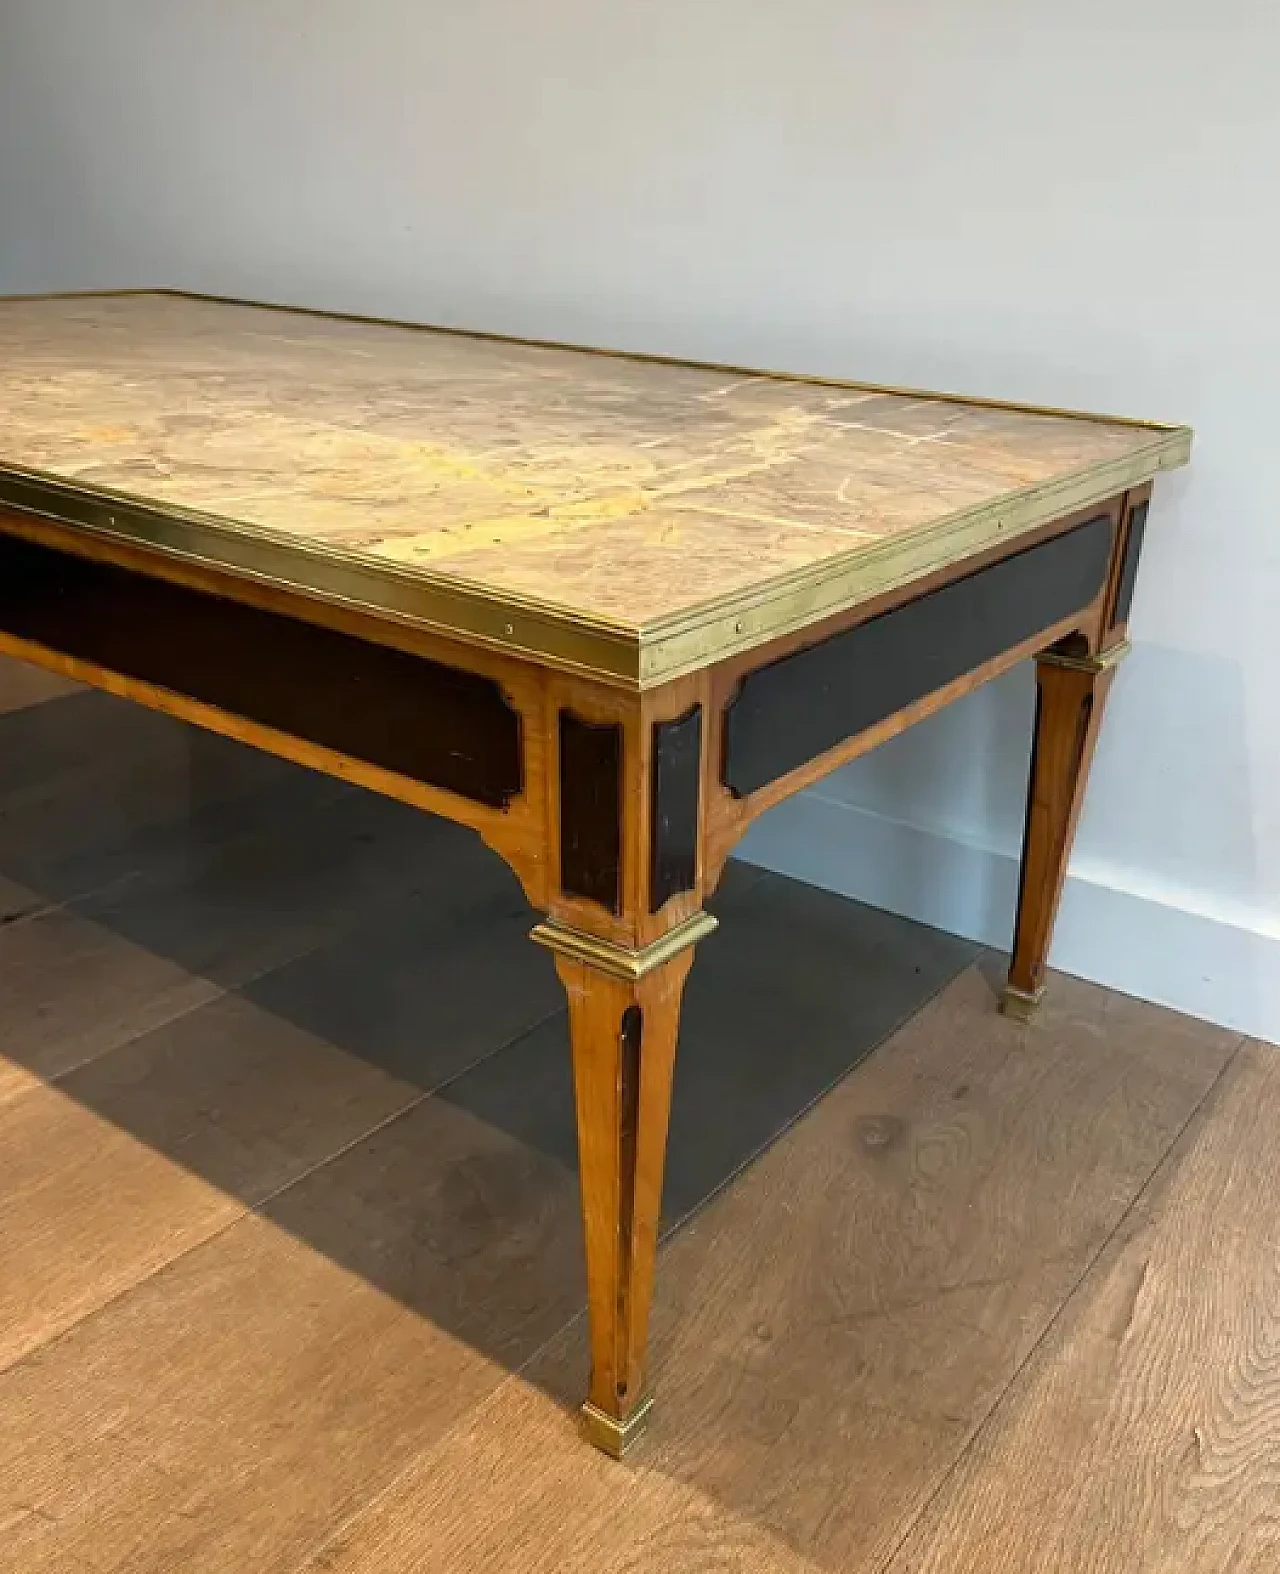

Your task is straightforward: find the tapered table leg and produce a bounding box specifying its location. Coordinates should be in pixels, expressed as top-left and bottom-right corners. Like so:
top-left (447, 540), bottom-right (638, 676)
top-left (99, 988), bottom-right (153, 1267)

top-left (532, 912), bottom-right (714, 1456)
top-left (1002, 641), bottom-right (1129, 1021)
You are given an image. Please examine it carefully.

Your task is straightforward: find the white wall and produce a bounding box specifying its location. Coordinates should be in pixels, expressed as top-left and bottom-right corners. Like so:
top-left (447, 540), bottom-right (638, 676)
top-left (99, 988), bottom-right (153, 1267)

top-left (3, 0), bottom-right (1277, 1038)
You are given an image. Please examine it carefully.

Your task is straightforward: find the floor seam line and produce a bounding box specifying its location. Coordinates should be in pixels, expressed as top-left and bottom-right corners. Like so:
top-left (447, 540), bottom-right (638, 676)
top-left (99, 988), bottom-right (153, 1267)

top-left (657, 952), bottom-right (979, 1248)
top-left (279, 1307), bottom-right (594, 1574)
top-left (9, 870), bottom-right (500, 1106)
top-left (264, 1023), bottom-right (595, 1574)
top-left (276, 965), bottom-right (983, 1574)
top-left (0, 982), bottom-right (229, 1117)
top-left (870, 1028), bottom-right (1252, 1574)
top-left (0, 1002), bottom-right (567, 1384)
top-left (242, 1001), bottom-right (569, 1222)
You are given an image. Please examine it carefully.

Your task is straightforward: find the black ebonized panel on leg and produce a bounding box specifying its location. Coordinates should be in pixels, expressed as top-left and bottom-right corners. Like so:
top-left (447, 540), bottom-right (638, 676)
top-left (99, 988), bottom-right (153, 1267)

top-left (559, 710), bottom-right (624, 914)
top-left (649, 705), bottom-right (702, 912)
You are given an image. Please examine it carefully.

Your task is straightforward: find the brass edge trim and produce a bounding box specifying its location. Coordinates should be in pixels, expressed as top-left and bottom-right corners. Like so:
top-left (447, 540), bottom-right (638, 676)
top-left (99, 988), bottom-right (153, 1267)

top-left (635, 435), bottom-right (1187, 684)
top-left (581, 1396), bottom-right (652, 1458)
top-left (0, 437), bottom-right (1179, 692)
top-left (530, 911), bottom-right (718, 981)
top-left (1040, 639), bottom-right (1132, 675)
top-left (999, 984), bottom-right (1046, 1023)
top-left (0, 466), bottom-right (643, 687)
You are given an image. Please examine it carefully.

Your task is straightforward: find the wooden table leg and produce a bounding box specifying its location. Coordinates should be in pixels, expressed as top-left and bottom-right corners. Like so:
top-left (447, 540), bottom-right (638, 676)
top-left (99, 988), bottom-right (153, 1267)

top-left (532, 912), bottom-right (714, 1456)
top-left (1002, 641), bottom-right (1129, 1021)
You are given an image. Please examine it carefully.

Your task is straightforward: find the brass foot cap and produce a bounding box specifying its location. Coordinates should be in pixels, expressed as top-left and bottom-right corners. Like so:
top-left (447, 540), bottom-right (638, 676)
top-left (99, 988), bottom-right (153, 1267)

top-left (999, 983), bottom-right (1046, 1023)
top-left (581, 1395), bottom-right (653, 1458)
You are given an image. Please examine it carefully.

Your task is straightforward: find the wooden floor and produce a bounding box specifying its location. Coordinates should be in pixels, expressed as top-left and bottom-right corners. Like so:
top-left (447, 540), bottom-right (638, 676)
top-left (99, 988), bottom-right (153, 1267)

top-left (1, 657), bottom-right (1276, 1574)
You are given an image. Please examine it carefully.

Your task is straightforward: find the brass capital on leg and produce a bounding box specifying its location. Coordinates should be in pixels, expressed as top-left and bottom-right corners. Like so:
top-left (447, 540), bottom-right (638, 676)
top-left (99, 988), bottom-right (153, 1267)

top-left (1038, 637), bottom-right (1131, 676)
top-left (530, 909), bottom-right (718, 981)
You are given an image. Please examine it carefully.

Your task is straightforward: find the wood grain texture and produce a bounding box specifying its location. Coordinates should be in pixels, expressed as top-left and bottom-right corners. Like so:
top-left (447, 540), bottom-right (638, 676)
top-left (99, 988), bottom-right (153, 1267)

top-left (1104, 483), bottom-right (1154, 638)
top-left (299, 970), bottom-right (1242, 1574)
top-left (0, 783), bottom-right (975, 1571)
top-left (541, 669), bottom-right (710, 948)
top-left (0, 685), bottom-right (327, 907)
top-left (0, 1182), bottom-right (580, 1574)
top-left (0, 809), bottom-right (563, 1378)
top-left (0, 293), bottom-right (1180, 641)
top-left (557, 710), bottom-right (624, 914)
top-left (699, 495), bottom-right (1124, 884)
top-left (5, 671), bottom-right (1266, 1570)
top-left (0, 994), bottom-right (422, 1372)
top-left (555, 945), bottom-right (697, 1439)
top-left (0, 875), bottom-right (45, 927)
top-left (703, 609), bottom-right (1086, 888)
top-left (0, 901), bottom-right (220, 1108)
top-left (1007, 652), bottom-right (1115, 1002)
top-left (59, 778), bottom-right (477, 991)
top-left (887, 1038), bottom-right (1280, 1574)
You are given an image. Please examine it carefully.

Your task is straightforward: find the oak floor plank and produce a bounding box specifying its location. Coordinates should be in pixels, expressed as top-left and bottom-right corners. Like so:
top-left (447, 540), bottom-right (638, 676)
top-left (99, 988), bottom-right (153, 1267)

top-left (0, 874), bottom-right (49, 928)
top-left (0, 654), bottom-right (81, 715)
top-left (0, 993), bottom-right (422, 1373)
top-left (423, 866), bottom-right (975, 1232)
top-left (667, 871), bottom-right (978, 1221)
top-left (3, 676), bottom-right (1262, 1574)
top-left (884, 1037), bottom-right (1280, 1574)
top-left (0, 685), bottom-right (257, 810)
top-left (0, 901), bottom-right (222, 1108)
top-left (0, 687), bottom-right (343, 909)
top-left (0, 861), bottom-right (972, 1574)
top-left (60, 784), bottom-right (525, 992)
top-left (300, 969), bottom-right (1240, 1574)
top-left (0, 1091), bottom-right (589, 1574)
top-left (239, 885), bottom-right (564, 1094)
top-left (0, 767), bottom-right (524, 1105)
top-left (0, 875), bottom-right (566, 1374)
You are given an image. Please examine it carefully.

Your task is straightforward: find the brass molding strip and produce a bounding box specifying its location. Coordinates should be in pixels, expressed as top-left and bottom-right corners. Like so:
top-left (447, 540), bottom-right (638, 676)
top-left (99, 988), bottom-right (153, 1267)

top-left (0, 444), bottom-right (1179, 691)
top-left (634, 441), bottom-right (1186, 686)
top-left (0, 467), bottom-right (641, 685)
top-left (581, 1396), bottom-right (653, 1459)
top-left (1040, 639), bottom-right (1132, 675)
top-left (530, 911), bottom-right (718, 981)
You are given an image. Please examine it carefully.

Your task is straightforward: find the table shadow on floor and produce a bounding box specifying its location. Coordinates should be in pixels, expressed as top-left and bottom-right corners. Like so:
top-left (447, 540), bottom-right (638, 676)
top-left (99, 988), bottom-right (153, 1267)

top-left (1, 691), bottom-right (978, 1399)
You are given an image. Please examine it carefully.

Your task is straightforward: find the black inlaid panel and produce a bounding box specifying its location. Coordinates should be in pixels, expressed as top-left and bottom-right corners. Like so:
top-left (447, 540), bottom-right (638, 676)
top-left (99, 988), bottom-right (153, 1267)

top-left (558, 710), bottom-right (623, 913)
top-left (649, 704), bottom-right (702, 912)
top-left (1112, 499), bottom-right (1149, 628)
top-left (723, 513), bottom-right (1114, 798)
top-left (0, 531), bottom-right (522, 808)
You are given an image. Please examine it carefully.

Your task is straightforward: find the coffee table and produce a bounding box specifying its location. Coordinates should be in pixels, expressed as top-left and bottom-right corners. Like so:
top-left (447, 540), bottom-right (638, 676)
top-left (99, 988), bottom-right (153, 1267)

top-left (0, 291), bottom-right (1190, 1454)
